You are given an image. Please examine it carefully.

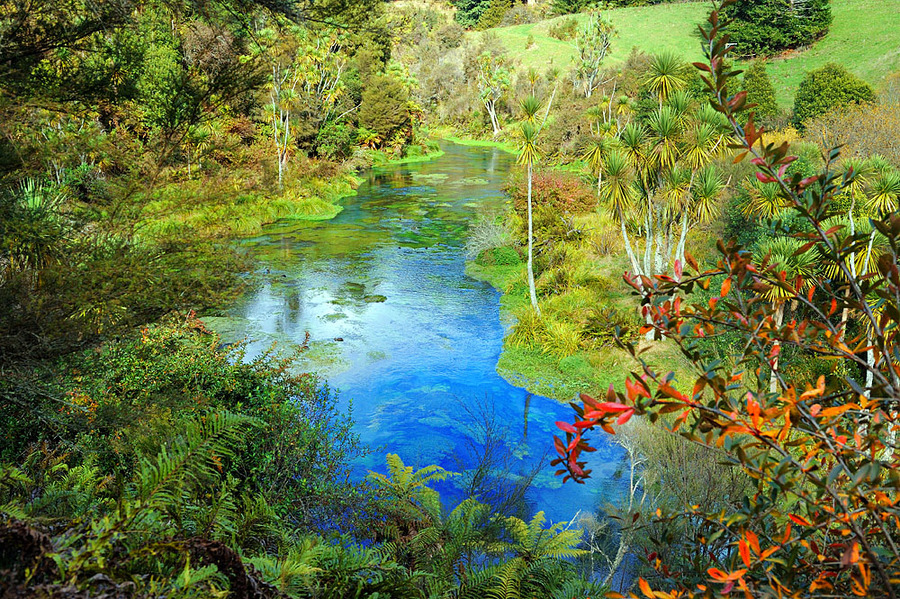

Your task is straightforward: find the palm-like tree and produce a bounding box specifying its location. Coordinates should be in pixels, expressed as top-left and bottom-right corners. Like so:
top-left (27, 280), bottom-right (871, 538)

top-left (518, 116), bottom-right (541, 314)
top-left (741, 179), bottom-right (787, 219)
top-left (646, 51), bottom-right (687, 108)
top-left (602, 98), bottom-right (723, 283)
top-left (755, 237), bottom-right (817, 393)
top-left (582, 135), bottom-right (615, 196)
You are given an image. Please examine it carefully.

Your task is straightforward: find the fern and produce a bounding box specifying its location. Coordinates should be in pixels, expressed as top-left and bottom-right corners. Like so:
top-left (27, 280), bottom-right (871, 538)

top-left (130, 411), bottom-right (259, 510)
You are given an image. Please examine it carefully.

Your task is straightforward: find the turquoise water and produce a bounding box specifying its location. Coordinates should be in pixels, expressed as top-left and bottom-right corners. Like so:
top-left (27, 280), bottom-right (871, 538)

top-left (213, 142), bottom-right (622, 523)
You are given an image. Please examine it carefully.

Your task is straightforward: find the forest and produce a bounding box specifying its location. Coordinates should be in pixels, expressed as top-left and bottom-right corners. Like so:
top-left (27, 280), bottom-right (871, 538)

top-left (2, 0), bottom-right (900, 597)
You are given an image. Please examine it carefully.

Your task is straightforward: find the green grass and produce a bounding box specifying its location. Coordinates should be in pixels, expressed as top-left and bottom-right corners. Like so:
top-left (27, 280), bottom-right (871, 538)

top-left (478, 0), bottom-right (900, 107)
top-left (765, 0), bottom-right (900, 106)
top-left (444, 135), bottom-right (519, 155)
top-left (477, 3), bottom-right (707, 76)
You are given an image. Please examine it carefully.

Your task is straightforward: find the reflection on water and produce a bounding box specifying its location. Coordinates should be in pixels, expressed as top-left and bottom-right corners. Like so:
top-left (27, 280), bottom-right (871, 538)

top-left (213, 142), bottom-right (623, 523)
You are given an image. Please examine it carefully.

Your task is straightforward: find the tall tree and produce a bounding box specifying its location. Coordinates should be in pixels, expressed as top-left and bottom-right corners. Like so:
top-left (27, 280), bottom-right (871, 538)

top-left (573, 12), bottom-right (615, 99)
top-left (476, 51), bottom-right (511, 136)
top-left (518, 97), bottom-right (541, 315)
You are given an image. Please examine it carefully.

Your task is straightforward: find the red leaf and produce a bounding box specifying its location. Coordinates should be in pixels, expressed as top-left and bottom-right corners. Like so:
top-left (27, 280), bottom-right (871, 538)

top-left (553, 435), bottom-right (566, 455)
top-left (556, 420), bottom-right (577, 434)
top-left (617, 409), bottom-right (635, 425)
top-left (597, 402), bottom-right (632, 413)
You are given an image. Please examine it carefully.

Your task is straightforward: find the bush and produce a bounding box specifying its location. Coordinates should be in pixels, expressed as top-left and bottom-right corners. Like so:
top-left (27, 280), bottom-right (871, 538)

top-left (359, 74), bottom-right (412, 146)
top-left (506, 169), bottom-right (597, 218)
top-left (547, 16), bottom-right (579, 41)
top-left (315, 121), bottom-right (358, 160)
top-left (55, 321), bottom-right (369, 527)
top-left (476, 0), bottom-right (512, 30)
top-left (724, 0), bottom-right (832, 57)
top-left (792, 63), bottom-right (876, 128)
top-left (805, 101), bottom-right (900, 166)
top-left (454, 0), bottom-right (490, 28)
top-left (742, 60), bottom-right (777, 122)
top-left (476, 246), bottom-right (520, 266)
top-left (465, 210), bottom-right (515, 259)
top-left (555, 10), bottom-right (900, 595)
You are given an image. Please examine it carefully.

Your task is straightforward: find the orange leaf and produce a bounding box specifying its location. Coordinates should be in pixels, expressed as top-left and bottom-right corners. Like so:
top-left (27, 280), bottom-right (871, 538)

top-left (789, 514), bottom-right (811, 526)
top-left (746, 530), bottom-right (760, 555)
top-left (739, 539), bottom-right (751, 567)
top-left (721, 277), bottom-right (732, 297)
top-left (639, 577), bottom-right (654, 598)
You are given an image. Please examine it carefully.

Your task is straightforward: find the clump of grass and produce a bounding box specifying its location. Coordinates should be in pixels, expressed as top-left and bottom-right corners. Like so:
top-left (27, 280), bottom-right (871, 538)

top-left (541, 318), bottom-right (582, 358)
top-left (507, 306), bottom-right (545, 349)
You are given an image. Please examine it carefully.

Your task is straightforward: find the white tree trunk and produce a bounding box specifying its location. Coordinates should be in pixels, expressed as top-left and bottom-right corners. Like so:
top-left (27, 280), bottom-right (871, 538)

top-left (769, 302), bottom-right (785, 394)
top-left (527, 163), bottom-right (540, 315)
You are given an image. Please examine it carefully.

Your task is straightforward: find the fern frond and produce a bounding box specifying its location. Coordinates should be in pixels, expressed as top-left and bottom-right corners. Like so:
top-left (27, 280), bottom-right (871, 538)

top-left (131, 411), bottom-right (260, 510)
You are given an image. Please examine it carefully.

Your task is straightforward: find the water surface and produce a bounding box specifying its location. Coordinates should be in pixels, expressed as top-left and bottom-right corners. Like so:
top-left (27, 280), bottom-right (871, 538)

top-left (212, 142), bottom-right (622, 523)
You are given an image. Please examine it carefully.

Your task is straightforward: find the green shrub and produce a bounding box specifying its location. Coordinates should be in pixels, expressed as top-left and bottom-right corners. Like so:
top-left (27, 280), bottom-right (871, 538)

top-left (547, 16), bottom-right (579, 41)
top-left (541, 318), bottom-right (582, 358)
top-left (742, 60), bottom-right (777, 121)
top-left (359, 74), bottom-right (412, 146)
top-left (792, 63), bottom-right (876, 128)
top-left (55, 321), bottom-right (368, 527)
top-left (476, 0), bottom-right (512, 30)
top-left (724, 0), bottom-right (832, 57)
top-left (476, 246), bottom-right (521, 266)
top-left (454, 0), bottom-right (491, 28)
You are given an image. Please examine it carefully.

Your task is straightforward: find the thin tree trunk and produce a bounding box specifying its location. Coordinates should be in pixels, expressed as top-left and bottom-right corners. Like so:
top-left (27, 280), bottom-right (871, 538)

top-left (866, 326), bottom-right (876, 399)
top-left (527, 163), bottom-right (539, 314)
top-left (619, 211), bottom-right (642, 281)
top-left (675, 212), bottom-right (689, 277)
top-left (769, 302), bottom-right (785, 394)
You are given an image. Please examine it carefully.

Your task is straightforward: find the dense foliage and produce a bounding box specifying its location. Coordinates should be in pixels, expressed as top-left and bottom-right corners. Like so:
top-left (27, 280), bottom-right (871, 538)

top-left (554, 2), bottom-right (900, 596)
top-left (742, 60), bottom-right (778, 122)
top-left (724, 0), bottom-right (832, 56)
top-left (792, 62), bottom-right (876, 128)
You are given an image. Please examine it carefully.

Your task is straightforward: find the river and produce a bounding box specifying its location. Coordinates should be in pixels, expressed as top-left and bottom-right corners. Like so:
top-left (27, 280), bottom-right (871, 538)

top-left (207, 141), bottom-right (623, 524)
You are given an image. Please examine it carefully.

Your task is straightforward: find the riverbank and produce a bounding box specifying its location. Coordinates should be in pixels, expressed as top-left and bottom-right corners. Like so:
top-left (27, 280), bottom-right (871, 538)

top-left (462, 170), bottom-right (697, 403)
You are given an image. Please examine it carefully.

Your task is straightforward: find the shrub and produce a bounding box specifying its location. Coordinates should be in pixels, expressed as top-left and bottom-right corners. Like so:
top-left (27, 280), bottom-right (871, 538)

top-left (742, 60), bottom-right (777, 122)
top-left (724, 0), bottom-right (832, 57)
top-left (476, 0), bottom-right (512, 30)
top-left (506, 169), bottom-right (597, 218)
top-left (315, 121), bottom-right (358, 160)
top-left (554, 8), bottom-right (900, 596)
top-left (476, 246), bottom-right (520, 266)
top-left (454, 0), bottom-right (491, 28)
top-left (56, 321), bottom-right (369, 527)
top-left (359, 74), bottom-right (412, 146)
top-left (805, 101), bottom-right (900, 166)
top-left (541, 318), bottom-right (581, 358)
top-left (792, 63), bottom-right (875, 128)
top-left (547, 16), bottom-right (579, 41)
top-left (465, 210), bottom-right (515, 259)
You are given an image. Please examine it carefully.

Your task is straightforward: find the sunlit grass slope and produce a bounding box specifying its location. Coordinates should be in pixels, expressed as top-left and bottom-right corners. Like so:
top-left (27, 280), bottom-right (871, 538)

top-left (477, 0), bottom-right (900, 106)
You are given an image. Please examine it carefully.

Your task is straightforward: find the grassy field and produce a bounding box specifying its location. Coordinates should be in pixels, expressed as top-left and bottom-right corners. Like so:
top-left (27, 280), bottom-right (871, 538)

top-left (476, 0), bottom-right (900, 106)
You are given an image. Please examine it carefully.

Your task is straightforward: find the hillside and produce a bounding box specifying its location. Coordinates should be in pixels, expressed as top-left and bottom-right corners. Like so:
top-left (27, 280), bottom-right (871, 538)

top-left (476, 0), bottom-right (900, 106)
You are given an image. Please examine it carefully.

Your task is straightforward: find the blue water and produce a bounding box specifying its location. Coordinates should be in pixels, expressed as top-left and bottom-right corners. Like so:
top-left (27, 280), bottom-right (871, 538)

top-left (216, 142), bottom-right (623, 523)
